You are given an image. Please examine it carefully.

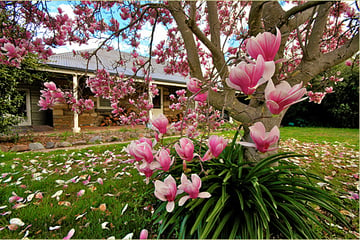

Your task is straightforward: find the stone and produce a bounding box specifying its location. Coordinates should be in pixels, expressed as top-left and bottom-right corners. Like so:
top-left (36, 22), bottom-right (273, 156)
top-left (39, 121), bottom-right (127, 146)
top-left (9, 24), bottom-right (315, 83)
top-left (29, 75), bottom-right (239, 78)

top-left (29, 142), bottom-right (45, 151)
top-left (55, 142), bottom-right (72, 148)
top-left (10, 145), bottom-right (29, 152)
top-left (89, 136), bottom-right (102, 144)
top-left (105, 135), bottom-right (120, 142)
top-left (46, 142), bottom-right (55, 149)
top-left (0, 145), bottom-right (9, 152)
top-left (72, 140), bottom-right (87, 145)
top-left (129, 133), bottom-right (138, 139)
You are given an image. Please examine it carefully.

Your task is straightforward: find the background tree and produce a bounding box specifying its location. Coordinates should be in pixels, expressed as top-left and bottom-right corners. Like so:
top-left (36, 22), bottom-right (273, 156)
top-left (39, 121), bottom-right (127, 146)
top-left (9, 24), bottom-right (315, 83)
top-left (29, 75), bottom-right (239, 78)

top-left (0, 1), bottom-right (358, 161)
top-left (0, 55), bottom-right (47, 134)
top-left (282, 56), bottom-right (359, 128)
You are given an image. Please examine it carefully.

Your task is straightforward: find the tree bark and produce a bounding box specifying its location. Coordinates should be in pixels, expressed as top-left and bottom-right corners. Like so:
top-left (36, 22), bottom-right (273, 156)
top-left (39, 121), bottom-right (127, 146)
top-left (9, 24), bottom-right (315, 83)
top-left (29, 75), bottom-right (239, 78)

top-left (167, 1), bottom-right (203, 80)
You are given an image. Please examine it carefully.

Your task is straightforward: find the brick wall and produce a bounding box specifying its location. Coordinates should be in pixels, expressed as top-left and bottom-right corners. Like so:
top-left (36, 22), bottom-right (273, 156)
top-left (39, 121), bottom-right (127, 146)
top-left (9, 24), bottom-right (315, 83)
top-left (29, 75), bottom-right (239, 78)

top-left (52, 97), bottom-right (104, 130)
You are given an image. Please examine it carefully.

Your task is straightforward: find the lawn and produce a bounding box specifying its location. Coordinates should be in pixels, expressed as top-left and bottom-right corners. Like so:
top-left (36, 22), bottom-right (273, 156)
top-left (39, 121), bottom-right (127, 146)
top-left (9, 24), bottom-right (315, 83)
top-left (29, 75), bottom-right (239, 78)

top-left (0, 127), bottom-right (358, 239)
top-left (280, 127), bottom-right (359, 149)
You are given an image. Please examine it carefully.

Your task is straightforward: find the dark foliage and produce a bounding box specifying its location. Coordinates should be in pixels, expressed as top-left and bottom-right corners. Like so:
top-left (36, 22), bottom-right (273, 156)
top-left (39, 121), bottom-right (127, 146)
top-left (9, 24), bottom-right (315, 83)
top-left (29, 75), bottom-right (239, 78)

top-left (0, 55), bottom-right (47, 134)
top-left (282, 60), bottom-right (359, 128)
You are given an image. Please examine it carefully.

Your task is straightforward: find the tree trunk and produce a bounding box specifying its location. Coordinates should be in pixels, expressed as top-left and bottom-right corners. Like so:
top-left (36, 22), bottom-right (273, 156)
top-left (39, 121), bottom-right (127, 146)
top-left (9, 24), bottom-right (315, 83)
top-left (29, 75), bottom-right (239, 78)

top-left (168, 1), bottom-right (359, 163)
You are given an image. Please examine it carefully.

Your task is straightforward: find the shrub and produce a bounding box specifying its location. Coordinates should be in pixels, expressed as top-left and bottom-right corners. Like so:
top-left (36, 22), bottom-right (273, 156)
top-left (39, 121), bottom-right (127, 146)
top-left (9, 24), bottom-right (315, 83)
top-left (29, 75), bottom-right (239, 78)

top-left (153, 131), bottom-right (350, 239)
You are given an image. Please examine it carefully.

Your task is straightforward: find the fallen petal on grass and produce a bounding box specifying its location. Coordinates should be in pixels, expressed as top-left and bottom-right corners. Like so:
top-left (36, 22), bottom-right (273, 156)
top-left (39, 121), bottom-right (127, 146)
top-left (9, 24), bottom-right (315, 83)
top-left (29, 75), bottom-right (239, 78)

top-left (49, 226), bottom-right (61, 231)
top-left (121, 203), bottom-right (128, 215)
top-left (75, 212), bottom-right (87, 220)
top-left (122, 232), bottom-right (133, 240)
top-left (77, 189), bottom-right (85, 197)
top-left (51, 190), bottom-right (63, 199)
top-left (99, 203), bottom-right (106, 212)
top-left (10, 218), bottom-right (25, 226)
top-left (63, 228), bottom-right (75, 239)
top-left (101, 222), bottom-right (110, 230)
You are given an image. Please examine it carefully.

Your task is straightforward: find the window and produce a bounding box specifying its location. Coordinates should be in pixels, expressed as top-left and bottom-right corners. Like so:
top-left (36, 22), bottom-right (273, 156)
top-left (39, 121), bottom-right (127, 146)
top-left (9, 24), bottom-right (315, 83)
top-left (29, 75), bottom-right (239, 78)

top-left (97, 97), bottom-right (112, 109)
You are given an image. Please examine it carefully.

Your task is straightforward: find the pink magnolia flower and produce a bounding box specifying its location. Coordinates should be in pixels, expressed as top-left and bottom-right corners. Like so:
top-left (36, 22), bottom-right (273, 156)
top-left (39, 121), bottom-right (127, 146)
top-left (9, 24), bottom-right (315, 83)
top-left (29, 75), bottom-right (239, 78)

top-left (307, 91), bottom-right (326, 104)
top-left (175, 138), bottom-right (194, 162)
top-left (345, 59), bottom-right (352, 66)
top-left (138, 137), bottom-right (153, 146)
top-left (265, 80), bottom-right (307, 115)
top-left (246, 28), bottom-right (281, 61)
top-left (154, 175), bottom-right (182, 212)
top-left (187, 78), bottom-right (208, 102)
top-left (201, 135), bottom-right (228, 161)
top-left (156, 148), bottom-right (174, 172)
top-left (126, 141), bottom-right (154, 163)
top-left (187, 77), bottom-right (202, 93)
top-left (139, 229), bottom-right (148, 239)
top-left (136, 161), bottom-right (160, 184)
top-left (178, 174), bottom-right (211, 206)
top-left (325, 86), bottom-right (334, 93)
top-left (151, 113), bottom-right (168, 135)
top-left (226, 55), bottom-right (266, 95)
top-left (1, 42), bottom-right (20, 60)
top-left (194, 91), bottom-right (208, 102)
top-left (240, 122), bottom-right (280, 153)
top-left (84, 99), bottom-right (94, 110)
top-left (44, 81), bottom-right (57, 91)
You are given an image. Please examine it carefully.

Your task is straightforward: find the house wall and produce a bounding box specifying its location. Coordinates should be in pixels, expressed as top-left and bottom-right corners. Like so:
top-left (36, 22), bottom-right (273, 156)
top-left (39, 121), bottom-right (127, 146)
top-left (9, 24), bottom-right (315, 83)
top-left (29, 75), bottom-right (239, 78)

top-left (19, 70), bottom-right (186, 129)
top-left (52, 96), bottom-right (104, 129)
top-left (51, 85), bottom-right (186, 129)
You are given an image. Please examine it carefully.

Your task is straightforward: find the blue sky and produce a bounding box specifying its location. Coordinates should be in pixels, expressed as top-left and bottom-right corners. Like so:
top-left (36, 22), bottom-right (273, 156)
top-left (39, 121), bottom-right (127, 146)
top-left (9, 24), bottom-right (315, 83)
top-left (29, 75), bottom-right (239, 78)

top-left (46, 1), bottom-right (166, 56)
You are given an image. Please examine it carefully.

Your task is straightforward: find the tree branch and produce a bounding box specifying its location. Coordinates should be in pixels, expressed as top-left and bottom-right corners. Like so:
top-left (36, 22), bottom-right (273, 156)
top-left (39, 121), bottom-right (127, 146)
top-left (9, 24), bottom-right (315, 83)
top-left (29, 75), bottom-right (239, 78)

top-left (288, 33), bottom-right (359, 86)
top-left (207, 1), bottom-right (221, 49)
top-left (306, 2), bottom-right (332, 60)
top-left (208, 89), bottom-right (257, 123)
top-left (278, 1), bottom-right (328, 29)
top-left (185, 1), bottom-right (228, 79)
top-left (167, 1), bottom-right (203, 79)
top-left (248, 1), bottom-right (266, 36)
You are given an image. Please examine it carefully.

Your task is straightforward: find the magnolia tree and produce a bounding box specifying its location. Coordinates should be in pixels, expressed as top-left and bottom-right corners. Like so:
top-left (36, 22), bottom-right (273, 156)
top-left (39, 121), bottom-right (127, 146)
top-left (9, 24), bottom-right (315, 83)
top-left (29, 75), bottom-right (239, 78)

top-left (1, 1), bottom-right (358, 160)
top-left (1, 1), bottom-right (359, 237)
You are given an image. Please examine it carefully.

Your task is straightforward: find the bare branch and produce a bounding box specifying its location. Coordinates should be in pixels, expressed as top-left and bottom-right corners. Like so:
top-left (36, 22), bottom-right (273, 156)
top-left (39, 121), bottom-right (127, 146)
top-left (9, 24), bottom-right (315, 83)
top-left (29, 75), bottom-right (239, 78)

top-left (278, 1), bottom-right (328, 29)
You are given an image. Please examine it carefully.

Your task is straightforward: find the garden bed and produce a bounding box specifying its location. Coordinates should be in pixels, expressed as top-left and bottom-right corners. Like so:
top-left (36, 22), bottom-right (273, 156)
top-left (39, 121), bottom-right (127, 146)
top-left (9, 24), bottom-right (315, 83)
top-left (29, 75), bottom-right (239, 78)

top-left (0, 125), bottom-right (152, 152)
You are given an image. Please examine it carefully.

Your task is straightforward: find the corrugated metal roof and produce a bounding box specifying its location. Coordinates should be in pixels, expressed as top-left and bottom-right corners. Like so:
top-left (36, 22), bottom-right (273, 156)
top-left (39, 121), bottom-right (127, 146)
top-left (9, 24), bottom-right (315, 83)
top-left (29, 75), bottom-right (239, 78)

top-left (46, 48), bottom-right (187, 85)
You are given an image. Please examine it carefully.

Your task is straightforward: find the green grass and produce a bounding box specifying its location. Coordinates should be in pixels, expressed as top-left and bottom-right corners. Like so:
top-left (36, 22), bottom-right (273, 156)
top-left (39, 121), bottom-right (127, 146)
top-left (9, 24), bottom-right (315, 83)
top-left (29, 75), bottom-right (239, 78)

top-left (280, 127), bottom-right (359, 148)
top-left (0, 143), bottom-right (154, 239)
top-left (0, 127), bottom-right (358, 239)
top-left (218, 127), bottom-right (359, 149)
